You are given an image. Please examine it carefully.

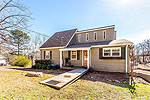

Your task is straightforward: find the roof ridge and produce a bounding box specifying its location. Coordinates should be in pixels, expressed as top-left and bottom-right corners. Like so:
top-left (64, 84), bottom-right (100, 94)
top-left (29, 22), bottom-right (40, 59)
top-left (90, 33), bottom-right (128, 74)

top-left (77, 25), bottom-right (115, 32)
top-left (55, 28), bottom-right (77, 33)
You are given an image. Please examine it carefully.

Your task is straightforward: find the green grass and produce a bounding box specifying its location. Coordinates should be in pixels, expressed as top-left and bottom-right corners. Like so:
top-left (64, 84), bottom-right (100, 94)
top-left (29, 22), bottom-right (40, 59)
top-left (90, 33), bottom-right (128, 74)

top-left (0, 67), bottom-right (150, 100)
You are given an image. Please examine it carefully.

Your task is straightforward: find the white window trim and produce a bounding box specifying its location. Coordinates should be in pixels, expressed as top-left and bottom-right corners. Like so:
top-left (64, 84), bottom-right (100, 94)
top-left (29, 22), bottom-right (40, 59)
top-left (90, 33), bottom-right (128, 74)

top-left (78, 34), bottom-right (81, 42)
top-left (71, 50), bottom-right (77, 60)
top-left (86, 33), bottom-right (89, 41)
top-left (103, 47), bottom-right (121, 57)
top-left (45, 51), bottom-right (50, 59)
top-left (103, 30), bottom-right (106, 40)
top-left (94, 32), bottom-right (97, 40)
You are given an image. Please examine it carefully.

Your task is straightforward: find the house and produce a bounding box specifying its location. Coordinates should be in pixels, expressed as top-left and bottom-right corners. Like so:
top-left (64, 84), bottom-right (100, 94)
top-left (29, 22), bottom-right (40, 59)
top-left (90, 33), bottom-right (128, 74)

top-left (40, 25), bottom-right (133, 73)
top-left (0, 55), bottom-right (6, 65)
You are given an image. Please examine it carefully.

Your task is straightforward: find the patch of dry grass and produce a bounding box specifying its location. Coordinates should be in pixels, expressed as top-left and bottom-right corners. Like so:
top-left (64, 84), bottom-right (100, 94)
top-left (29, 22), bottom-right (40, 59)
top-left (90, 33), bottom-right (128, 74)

top-left (0, 67), bottom-right (150, 100)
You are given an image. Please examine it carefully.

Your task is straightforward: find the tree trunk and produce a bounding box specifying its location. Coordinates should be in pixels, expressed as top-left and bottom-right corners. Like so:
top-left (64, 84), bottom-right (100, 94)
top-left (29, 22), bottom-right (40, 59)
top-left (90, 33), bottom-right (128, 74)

top-left (18, 38), bottom-right (19, 55)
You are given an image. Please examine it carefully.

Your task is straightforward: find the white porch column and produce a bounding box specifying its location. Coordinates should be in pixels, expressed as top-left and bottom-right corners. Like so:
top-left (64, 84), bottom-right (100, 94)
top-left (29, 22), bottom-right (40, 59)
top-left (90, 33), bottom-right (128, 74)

top-left (87, 49), bottom-right (90, 69)
top-left (82, 50), bottom-right (83, 66)
top-left (60, 50), bottom-right (63, 67)
top-left (125, 45), bottom-right (128, 74)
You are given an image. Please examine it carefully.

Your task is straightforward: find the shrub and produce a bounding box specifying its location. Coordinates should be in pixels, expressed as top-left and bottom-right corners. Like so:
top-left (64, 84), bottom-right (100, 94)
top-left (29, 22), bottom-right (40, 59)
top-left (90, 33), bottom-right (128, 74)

top-left (35, 60), bottom-right (51, 65)
top-left (31, 65), bottom-right (36, 69)
top-left (13, 55), bottom-right (31, 67)
top-left (47, 64), bottom-right (51, 70)
top-left (32, 60), bottom-right (51, 70)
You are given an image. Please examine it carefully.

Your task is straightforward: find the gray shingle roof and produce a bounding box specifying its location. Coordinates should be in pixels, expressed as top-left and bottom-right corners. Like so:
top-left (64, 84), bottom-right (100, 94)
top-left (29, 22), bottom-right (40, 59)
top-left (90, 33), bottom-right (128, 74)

top-left (66, 40), bottom-right (112, 48)
top-left (40, 29), bottom-right (77, 48)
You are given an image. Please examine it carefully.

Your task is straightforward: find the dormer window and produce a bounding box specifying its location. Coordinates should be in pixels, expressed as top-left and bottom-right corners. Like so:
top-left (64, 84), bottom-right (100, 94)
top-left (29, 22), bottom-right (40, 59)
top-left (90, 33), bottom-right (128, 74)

top-left (78, 34), bottom-right (81, 42)
top-left (86, 33), bottom-right (89, 41)
top-left (103, 30), bottom-right (106, 39)
top-left (94, 32), bottom-right (97, 40)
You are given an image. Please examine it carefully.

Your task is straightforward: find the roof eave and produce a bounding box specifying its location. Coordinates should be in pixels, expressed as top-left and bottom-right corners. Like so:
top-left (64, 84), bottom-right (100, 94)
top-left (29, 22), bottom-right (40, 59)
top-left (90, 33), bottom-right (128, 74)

top-left (40, 46), bottom-right (65, 50)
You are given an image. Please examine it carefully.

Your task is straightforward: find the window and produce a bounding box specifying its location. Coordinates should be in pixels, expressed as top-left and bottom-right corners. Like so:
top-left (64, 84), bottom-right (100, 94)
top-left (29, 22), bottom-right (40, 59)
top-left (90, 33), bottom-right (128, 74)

top-left (103, 48), bottom-right (111, 57)
top-left (86, 33), bottom-right (89, 41)
top-left (71, 51), bottom-right (77, 60)
top-left (78, 34), bottom-right (81, 42)
top-left (103, 47), bottom-right (121, 57)
top-left (45, 51), bottom-right (50, 59)
top-left (94, 32), bottom-right (97, 40)
top-left (103, 30), bottom-right (106, 39)
top-left (45, 51), bottom-right (52, 59)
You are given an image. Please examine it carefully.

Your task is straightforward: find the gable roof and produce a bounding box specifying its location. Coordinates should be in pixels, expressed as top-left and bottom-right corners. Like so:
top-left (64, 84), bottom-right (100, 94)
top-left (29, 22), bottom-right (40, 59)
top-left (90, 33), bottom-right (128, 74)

top-left (40, 29), bottom-right (77, 48)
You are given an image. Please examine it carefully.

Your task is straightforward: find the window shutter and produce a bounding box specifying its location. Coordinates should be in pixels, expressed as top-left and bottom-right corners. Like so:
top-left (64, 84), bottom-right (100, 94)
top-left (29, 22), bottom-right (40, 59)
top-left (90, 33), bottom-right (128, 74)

top-left (68, 51), bottom-right (71, 60)
top-left (77, 50), bottom-right (80, 60)
top-left (50, 51), bottom-right (52, 59)
top-left (121, 47), bottom-right (125, 59)
top-left (44, 51), bottom-right (46, 59)
top-left (41, 51), bottom-right (42, 60)
top-left (99, 48), bottom-right (103, 59)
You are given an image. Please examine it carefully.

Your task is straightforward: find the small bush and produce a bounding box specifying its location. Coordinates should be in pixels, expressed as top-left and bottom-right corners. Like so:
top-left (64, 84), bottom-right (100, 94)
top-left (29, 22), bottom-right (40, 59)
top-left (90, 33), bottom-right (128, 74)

top-left (13, 55), bottom-right (31, 67)
top-left (32, 60), bottom-right (51, 70)
top-left (35, 60), bottom-right (51, 65)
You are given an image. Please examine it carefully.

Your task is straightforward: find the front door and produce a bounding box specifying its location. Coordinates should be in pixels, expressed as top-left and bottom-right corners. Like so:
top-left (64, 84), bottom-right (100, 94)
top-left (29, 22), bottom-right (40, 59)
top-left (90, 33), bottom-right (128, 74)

top-left (83, 50), bottom-right (88, 66)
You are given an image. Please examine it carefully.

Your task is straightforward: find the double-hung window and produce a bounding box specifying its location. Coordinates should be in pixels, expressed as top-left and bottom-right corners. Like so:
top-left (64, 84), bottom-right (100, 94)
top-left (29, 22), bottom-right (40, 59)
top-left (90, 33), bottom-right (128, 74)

top-left (45, 51), bottom-right (52, 59)
top-left (103, 30), bottom-right (106, 39)
top-left (103, 47), bottom-right (121, 57)
top-left (86, 33), bottom-right (89, 41)
top-left (71, 51), bottom-right (77, 60)
top-left (78, 34), bottom-right (81, 42)
top-left (94, 32), bottom-right (97, 40)
top-left (45, 51), bottom-right (50, 59)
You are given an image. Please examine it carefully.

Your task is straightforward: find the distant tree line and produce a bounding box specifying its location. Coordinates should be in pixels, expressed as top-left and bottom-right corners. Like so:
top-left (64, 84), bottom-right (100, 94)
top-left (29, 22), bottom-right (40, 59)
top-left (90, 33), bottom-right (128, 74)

top-left (135, 39), bottom-right (150, 64)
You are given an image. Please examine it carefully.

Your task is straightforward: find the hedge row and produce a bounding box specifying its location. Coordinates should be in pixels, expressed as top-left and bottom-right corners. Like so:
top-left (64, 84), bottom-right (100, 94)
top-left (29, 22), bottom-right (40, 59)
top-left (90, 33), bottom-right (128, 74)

top-left (32, 60), bottom-right (59, 70)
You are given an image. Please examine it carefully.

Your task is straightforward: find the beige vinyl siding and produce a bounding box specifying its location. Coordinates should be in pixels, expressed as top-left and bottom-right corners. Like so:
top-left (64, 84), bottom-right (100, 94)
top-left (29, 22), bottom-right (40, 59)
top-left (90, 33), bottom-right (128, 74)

top-left (41, 49), bottom-right (60, 64)
top-left (62, 51), bottom-right (82, 67)
top-left (75, 28), bottom-right (115, 43)
top-left (70, 50), bottom-right (82, 66)
top-left (91, 47), bottom-right (130, 73)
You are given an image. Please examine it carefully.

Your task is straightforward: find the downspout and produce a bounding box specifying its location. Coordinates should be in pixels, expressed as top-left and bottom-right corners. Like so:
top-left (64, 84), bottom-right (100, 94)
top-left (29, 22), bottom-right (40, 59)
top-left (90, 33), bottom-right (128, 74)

top-left (125, 45), bottom-right (128, 74)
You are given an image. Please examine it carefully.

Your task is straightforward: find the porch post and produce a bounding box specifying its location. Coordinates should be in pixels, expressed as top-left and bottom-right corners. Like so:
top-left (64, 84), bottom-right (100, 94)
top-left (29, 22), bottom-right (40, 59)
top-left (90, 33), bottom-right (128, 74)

top-left (82, 50), bottom-right (83, 66)
top-left (60, 50), bottom-right (63, 67)
top-left (87, 49), bottom-right (90, 69)
top-left (125, 45), bottom-right (128, 74)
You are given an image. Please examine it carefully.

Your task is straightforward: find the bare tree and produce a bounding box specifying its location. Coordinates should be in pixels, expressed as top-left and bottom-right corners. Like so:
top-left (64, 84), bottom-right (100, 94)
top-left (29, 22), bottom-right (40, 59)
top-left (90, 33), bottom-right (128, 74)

top-left (135, 39), bottom-right (150, 64)
top-left (0, 0), bottom-right (31, 44)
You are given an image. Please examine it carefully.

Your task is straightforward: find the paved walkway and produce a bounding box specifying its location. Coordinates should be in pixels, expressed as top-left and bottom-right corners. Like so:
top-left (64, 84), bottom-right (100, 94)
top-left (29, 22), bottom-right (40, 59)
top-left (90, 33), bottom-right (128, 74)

top-left (40, 68), bottom-right (88, 89)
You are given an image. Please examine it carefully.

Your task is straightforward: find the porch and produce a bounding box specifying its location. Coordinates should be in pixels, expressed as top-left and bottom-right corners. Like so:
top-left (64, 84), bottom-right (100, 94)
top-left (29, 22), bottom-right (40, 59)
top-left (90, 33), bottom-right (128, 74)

top-left (59, 48), bottom-right (91, 69)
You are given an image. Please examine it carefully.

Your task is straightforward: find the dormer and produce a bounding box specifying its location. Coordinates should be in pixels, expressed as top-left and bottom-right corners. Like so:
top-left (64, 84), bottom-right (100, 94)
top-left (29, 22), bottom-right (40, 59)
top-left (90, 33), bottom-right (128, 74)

top-left (75, 25), bottom-right (116, 43)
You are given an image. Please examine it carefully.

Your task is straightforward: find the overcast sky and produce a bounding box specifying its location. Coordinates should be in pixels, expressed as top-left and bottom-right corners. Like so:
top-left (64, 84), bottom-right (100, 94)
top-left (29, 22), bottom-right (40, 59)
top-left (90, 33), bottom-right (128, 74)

top-left (22, 0), bottom-right (150, 44)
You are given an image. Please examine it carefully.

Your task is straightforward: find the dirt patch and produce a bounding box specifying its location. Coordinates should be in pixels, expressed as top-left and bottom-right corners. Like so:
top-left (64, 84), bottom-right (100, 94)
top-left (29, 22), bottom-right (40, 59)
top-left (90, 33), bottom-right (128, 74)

top-left (82, 71), bottom-right (150, 84)
top-left (82, 71), bottom-right (129, 83)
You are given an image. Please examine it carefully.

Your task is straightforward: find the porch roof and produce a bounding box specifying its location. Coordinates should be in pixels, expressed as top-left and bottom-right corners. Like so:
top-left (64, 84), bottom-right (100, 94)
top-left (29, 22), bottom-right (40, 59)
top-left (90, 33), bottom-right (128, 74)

top-left (66, 40), bottom-right (112, 48)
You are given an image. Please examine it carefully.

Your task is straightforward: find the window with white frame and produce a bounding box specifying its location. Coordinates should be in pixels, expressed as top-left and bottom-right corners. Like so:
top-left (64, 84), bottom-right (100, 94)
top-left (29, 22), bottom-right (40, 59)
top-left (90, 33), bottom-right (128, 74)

top-left (86, 33), bottom-right (89, 41)
top-left (103, 30), bottom-right (106, 39)
top-left (103, 47), bottom-right (121, 57)
top-left (78, 34), bottom-right (81, 42)
top-left (45, 51), bottom-right (50, 59)
top-left (71, 51), bottom-right (77, 60)
top-left (94, 32), bottom-right (97, 40)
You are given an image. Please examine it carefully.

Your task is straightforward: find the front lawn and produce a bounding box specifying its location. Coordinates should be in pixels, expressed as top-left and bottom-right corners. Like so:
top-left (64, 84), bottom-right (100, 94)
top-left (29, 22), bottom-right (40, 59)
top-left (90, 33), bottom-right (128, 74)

top-left (0, 66), bottom-right (150, 100)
